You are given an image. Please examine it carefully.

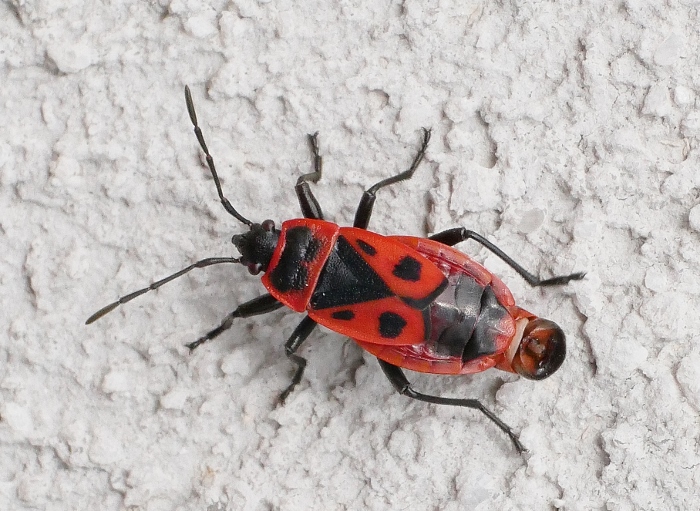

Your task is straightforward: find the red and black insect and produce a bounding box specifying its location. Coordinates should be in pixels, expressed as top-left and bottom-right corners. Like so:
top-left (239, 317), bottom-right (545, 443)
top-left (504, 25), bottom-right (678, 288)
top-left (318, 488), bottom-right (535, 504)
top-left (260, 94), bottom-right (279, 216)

top-left (87, 86), bottom-right (584, 453)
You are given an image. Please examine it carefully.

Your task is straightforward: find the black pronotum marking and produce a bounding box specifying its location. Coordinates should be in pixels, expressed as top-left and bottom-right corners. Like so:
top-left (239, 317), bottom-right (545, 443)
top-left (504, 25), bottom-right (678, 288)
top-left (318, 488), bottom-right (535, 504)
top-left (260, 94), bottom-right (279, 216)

top-left (331, 310), bottom-right (355, 320)
top-left (269, 226), bottom-right (323, 292)
top-left (392, 256), bottom-right (422, 281)
top-left (303, 236), bottom-right (323, 263)
top-left (378, 312), bottom-right (407, 338)
top-left (356, 239), bottom-right (377, 256)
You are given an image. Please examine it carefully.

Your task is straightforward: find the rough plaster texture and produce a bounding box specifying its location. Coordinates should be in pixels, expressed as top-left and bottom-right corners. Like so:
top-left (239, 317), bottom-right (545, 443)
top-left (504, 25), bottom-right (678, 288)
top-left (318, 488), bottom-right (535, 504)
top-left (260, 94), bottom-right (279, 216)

top-left (2, 1), bottom-right (700, 510)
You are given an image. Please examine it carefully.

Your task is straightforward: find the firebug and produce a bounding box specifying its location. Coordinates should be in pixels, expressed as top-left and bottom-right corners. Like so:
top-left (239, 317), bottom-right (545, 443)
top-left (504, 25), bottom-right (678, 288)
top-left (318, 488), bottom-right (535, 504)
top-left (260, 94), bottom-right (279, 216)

top-left (87, 86), bottom-right (584, 452)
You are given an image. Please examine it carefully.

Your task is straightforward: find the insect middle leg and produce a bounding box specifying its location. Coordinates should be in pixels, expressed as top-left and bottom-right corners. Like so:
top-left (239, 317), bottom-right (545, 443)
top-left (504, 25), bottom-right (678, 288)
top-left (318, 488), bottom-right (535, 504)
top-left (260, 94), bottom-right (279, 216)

top-left (429, 228), bottom-right (585, 286)
top-left (295, 132), bottom-right (324, 220)
top-left (279, 316), bottom-right (318, 402)
top-left (353, 128), bottom-right (432, 229)
top-left (186, 294), bottom-right (284, 351)
top-left (377, 359), bottom-right (526, 453)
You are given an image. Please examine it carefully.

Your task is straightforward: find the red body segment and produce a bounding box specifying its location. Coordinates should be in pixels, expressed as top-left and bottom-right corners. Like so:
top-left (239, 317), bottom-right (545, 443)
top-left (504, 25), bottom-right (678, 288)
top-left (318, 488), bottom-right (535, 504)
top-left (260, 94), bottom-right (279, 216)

top-left (261, 220), bottom-right (526, 376)
top-left (361, 236), bottom-right (521, 375)
top-left (308, 228), bottom-right (448, 346)
top-left (262, 218), bottom-right (340, 312)
top-left (262, 220), bottom-right (449, 346)
top-left (311, 295), bottom-right (429, 346)
top-left (356, 339), bottom-right (499, 375)
top-left (341, 229), bottom-right (448, 304)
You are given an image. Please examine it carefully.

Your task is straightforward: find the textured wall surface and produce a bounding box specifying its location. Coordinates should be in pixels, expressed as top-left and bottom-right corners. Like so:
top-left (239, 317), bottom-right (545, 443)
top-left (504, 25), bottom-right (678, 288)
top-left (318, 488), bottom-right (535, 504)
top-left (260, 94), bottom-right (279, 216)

top-left (2, 1), bottom-right (699, 510)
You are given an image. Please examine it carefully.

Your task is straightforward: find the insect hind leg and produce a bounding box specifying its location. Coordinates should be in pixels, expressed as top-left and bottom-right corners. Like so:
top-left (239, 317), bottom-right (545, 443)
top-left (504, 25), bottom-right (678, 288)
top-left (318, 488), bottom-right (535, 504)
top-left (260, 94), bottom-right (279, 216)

top-left (429, 228), bottom-right (585, 287)
top-left (377, 359), bottom-right (526, 453)
top-left (279, 316), bottom-right (318, 403)
top-left (353, 128), bottom-right (431, 229)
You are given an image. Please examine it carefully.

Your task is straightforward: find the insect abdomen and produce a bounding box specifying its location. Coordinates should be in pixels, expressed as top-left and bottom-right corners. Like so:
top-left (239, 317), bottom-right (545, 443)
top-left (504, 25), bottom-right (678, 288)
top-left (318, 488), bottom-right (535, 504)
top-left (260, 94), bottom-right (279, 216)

top-left (389, 235), bottom-right (517, 366)
top-left (427, 273), bottom-right (513, 362)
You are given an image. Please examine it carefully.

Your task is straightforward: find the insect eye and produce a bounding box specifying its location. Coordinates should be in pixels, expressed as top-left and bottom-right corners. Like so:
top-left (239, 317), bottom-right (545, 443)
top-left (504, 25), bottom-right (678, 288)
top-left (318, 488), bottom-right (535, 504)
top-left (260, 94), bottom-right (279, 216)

top-left (262, 219), bottom-right (276, 232)
top-left (512, 318), bottom-right (566, 380)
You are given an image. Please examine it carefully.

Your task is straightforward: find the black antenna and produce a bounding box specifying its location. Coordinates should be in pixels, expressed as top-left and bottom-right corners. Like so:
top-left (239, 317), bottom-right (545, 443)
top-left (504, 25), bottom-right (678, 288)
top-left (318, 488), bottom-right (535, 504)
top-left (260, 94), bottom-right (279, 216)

top-left (85, 257), bottom-right (240, 324)
top-left (185, 86), bottom-right (253, 226)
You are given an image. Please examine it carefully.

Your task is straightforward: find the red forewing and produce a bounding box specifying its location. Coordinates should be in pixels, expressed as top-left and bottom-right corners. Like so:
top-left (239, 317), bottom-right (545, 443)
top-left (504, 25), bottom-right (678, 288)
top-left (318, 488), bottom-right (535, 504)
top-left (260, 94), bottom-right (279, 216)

top-left (355, 339), bottom-right (502, 375)
top-left (339, 228), bottom-right (448, 309)
top-left (388, 235), bottom-right (515, 307)
top-left (308, 296), bottom-right (430, 346)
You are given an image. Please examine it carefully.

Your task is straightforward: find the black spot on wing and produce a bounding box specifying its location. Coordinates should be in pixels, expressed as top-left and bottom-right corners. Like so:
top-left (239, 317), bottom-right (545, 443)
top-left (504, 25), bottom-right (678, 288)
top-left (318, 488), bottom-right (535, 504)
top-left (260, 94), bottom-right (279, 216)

top-left (392, 256), bottom-right (422, 281)
top-left (331, 310), bottom-right (355, 320)
top-left (378, 312), bottom-right (407, 339)
top-left (356, 239), bottom-right (377, 256)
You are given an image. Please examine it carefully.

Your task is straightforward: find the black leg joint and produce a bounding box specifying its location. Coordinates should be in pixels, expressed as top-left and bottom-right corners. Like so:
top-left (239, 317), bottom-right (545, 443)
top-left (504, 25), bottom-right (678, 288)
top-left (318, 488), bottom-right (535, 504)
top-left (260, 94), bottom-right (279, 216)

top-left (352, 129), bottom-right (431, 230)
top-left (186, 294), bottom-right (283, 351)
top-left (295, 182), bottom-right (324, 220)
top-left (235, 293), bottom-right (284, 317)
top-left (352, 192), bottom-right (376, 229)
top-left (429, 228), bottom-right (585, 288)
top-left (294, 132), bottom-right (324, 219)
top-left (376, 359), bottom-right (526, 453)
top-left (428, 227), bottom-right (468, 247)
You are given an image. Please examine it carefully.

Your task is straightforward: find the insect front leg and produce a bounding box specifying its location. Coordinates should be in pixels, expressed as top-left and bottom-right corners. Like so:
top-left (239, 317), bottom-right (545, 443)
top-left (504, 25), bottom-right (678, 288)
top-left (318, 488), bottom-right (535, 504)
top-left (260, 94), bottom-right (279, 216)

top-left (295, 132), bottom-right (324, 220)
top-left (377, 359), bottom-right (526, 453)
top-left (353, 128), bottom-right (431, 229)
top-left (429, 228), bottom-right (585, 286)
top-left (186, 294), bottom-right (284, 351)
top-left (277, 316), bottom-right (318, 402)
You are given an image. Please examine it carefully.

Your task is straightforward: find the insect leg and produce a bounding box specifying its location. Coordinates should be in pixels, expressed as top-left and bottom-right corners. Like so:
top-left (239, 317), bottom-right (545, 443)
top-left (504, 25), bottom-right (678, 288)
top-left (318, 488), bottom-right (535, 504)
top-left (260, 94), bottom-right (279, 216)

top-left (279, 316), bottom-right (318, 402)
top-left (429, 228), bottom-right (585, 286)
top-left (186, 294), bottom-right (284, 351)
top-left (295, 132), bottom-right (324, 220)
top-left (377, 359), bottom-right (526, 453)
top-left (184, 86), bottom-right (253, 226)
top-left (353, 128), bottom-right (431, 229)
top-left (86, 257), bottom-right (241, 324)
